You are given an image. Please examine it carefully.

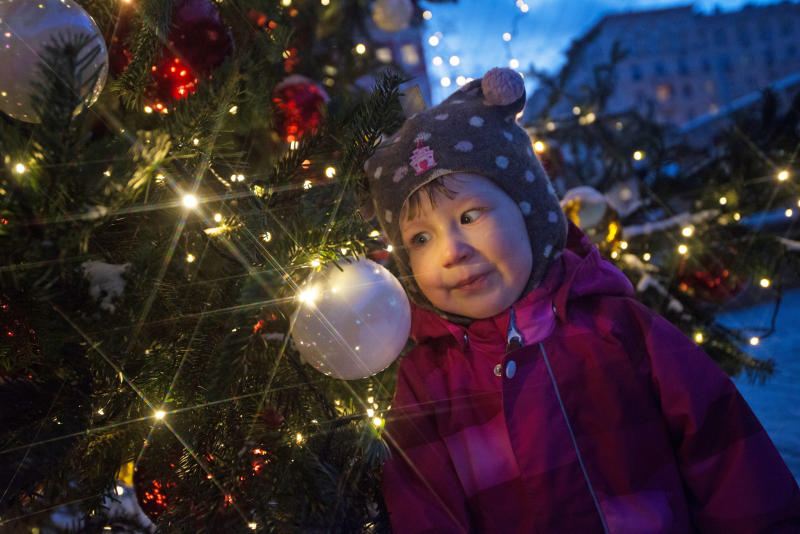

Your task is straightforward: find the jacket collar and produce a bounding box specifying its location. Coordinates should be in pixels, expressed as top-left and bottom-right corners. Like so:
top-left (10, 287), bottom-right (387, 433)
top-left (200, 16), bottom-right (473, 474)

top-left (409, 222), bottom-right (635, 351)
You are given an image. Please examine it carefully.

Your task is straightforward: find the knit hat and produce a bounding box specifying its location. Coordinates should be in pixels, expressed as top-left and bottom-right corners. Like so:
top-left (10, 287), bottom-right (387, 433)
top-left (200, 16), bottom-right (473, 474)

top-left (364, 67), bottom-right (568, 323)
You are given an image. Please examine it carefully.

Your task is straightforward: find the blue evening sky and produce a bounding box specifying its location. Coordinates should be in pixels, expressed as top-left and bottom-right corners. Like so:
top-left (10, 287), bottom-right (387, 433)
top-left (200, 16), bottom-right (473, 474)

top-left (419, 0), bottom-right (792, 103)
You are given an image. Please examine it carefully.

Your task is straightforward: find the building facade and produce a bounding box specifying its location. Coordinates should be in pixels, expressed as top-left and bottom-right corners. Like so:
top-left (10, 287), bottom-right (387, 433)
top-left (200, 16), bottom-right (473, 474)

top-left (528, 2), bottom-right (800, 126)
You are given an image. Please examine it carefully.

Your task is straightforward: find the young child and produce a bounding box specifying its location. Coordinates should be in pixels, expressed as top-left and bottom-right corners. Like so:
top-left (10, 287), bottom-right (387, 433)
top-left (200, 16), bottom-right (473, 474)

top-left (364, 68), bottom-right (800, 533)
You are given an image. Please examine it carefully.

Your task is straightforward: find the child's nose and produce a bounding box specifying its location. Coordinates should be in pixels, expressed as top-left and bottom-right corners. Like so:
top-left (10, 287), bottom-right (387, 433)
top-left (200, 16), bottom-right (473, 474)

top-left (440, 236), bottom-right (473, 267)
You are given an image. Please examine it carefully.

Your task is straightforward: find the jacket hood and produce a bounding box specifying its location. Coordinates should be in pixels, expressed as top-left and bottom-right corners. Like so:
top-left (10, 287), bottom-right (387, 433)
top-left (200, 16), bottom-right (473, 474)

top-left (409, 220), bottom-right (635, 346)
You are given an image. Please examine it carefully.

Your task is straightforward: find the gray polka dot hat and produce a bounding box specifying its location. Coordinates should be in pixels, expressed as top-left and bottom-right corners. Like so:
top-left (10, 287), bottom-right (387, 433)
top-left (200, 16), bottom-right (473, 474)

top-left (364, 67), bottom-right (568, 323)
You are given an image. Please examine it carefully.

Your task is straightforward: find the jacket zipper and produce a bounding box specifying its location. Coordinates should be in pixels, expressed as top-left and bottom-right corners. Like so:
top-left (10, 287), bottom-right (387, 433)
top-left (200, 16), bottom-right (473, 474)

top-left (539, 342), bottom-right (610, 534)
top-left (506, 307), bottom-right (523, 352)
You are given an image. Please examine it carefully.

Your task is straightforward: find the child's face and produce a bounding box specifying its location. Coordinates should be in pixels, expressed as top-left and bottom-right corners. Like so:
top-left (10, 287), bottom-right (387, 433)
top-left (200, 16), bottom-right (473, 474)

top-left (399, 173), bottom-right (533, 319)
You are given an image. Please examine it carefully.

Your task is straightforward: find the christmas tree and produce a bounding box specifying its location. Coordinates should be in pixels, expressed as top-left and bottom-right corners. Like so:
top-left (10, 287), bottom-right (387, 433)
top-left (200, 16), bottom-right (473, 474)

top-left (523, 33), bottom-right (800, 379)
top-left (0, 0), bottom-right (449, 531)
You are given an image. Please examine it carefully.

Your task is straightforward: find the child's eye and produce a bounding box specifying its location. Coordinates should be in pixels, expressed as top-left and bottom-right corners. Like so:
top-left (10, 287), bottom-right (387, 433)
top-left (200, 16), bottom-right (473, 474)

top-left (460, 209), bottom-right (484, 225)
top-left (410, 232), bottom-right (430, 247)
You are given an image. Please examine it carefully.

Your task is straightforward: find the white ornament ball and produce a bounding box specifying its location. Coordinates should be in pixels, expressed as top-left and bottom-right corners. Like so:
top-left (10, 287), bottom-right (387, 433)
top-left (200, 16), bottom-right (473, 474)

top-left (371, 0), bottom-right (414, 32)
top-left (0, 0), bottom-right (109, 123)
top-left (292, 257), bottom-right (411, 380)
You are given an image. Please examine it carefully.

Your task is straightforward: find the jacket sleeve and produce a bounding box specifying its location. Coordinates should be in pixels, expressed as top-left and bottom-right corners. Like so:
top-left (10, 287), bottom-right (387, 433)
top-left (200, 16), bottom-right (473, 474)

top-left (382, 352), bottom-right (472, 534)
top-left (632, 301), bottom-right (800, 534)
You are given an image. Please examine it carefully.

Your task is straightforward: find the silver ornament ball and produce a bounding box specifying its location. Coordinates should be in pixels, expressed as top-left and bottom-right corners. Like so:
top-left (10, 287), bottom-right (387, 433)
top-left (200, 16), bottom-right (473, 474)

top-left (0, 0), bottom-right (108, 123)
top-left (292, 257), bottom-right (411, 380)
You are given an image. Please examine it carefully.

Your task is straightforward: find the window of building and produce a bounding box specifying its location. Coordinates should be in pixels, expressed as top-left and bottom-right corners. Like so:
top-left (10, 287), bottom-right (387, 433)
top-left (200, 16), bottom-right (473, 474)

top-left (764, 48), bottom-right (775, 66)
top-left (657, 83), bottom-right (673, 101)
top-left (375, 47), bottom-right (393, 63)
top-left (631, 64), bottom-right (642, 81)
top-left (759, 22), bottom-right (772, 41)
top-left (714, 27), bottom-right (728, 46)
top-left (401, 44), bottom-right (420, 66)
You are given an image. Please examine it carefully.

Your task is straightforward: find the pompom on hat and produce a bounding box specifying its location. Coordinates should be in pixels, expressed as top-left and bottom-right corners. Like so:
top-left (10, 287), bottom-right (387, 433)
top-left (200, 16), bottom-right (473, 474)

top-left (364, 67), bottom-right (568, 323)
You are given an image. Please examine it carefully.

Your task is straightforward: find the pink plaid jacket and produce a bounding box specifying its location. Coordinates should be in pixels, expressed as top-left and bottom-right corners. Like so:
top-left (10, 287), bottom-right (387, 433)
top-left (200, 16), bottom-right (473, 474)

top-left (381, 225), bottom-right (800, 533)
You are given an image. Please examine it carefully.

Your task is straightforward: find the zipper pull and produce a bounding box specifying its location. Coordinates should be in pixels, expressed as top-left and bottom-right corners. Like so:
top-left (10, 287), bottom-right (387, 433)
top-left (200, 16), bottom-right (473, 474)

top-left (506, 307), bottom-right (524, 352)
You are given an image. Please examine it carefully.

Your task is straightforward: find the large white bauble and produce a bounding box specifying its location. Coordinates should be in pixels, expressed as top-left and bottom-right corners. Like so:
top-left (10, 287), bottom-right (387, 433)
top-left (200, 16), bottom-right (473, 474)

top-left (0, 0), bottom-right (108, 123)
top-left (371, 0), bottom-right (413, 32)
top-left (292, 257), bottom-right (411, 380)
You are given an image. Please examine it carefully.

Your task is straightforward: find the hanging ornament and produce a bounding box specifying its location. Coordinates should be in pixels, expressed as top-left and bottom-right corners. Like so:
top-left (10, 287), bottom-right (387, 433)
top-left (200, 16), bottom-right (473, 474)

top-left (0, 294), bottom-right (41, 357)
top-left (125, 0), bottom-right (233, 111)
top-left (133, 443), bottom-right (181, 523)
top-left (292, 257), bottom-right (410, 380)
top-left (371, 0), bottom-right (414, 32)
top-left (677, 252), bottom-right (747, 303)
top-left (365, 232), bottom-right (391, 266)
top-left (561, 186), bottom-right (622, 254)
top-left (0, 0), bottom-right (108, 123)
top-left (272, 75), bottom-right (329, 142)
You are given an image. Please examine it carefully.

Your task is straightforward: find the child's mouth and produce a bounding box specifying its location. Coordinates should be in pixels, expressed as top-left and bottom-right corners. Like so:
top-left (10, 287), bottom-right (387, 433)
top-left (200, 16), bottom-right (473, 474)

top-left (452, 271), bottom-right (491, 291)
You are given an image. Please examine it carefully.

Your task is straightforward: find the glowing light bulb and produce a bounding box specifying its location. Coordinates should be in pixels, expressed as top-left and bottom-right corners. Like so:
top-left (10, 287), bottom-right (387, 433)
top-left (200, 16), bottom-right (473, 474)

top-left (369, 230), bottom-right (381, 237)
top-left (610, 251), bottom-right (619, 259)
top-left (428, 36), bottom-right (440, 46)
top-left (777, 170), bottom-right (789, 181)
top-left (633, 150), bottom-right (644, 161)
top-left (533, 141), bottom-right (546, 153)
top-left (386, 244), bottom-right (394, 252)
top-left (785, 209), bottom-right (794, 218)
top-left (355, 43), bottom-right (366, 54)
top-left (367, 396), bottom-right (374, 404)
top-left (733, 212), bottom-right (741, 221)
top-left (422, 10), bottom-right (432, 19)
top-left (502, 32), bottom-right (512, 41)
top-left (298, 286), bottom-right (319, 304)
top-left (311, 258), bottom-right (321, 267)
top-left (321, 0), bottom-right (330, 4)
top-left (760, 278), bottom-right (770, 288)
top-left (572, 106), bottom-right (581, 115)
top-left (182, 194), bottom-right (198, 208)
top-left (681, 226), bottom-right (694, 237)
top-left (154, 410), bottom-right (166, 420)
top-left (678, 244), bottom-right (688, 255)
top-left (456, 76), bottom-right (467, 86)
top-left (367, 408), bottom-right (375, 417)
top-left (749, 337), bottom-right (760, 346)
top-left (509, 58), bottom-right (520, 69)
top-left (441, 77), bottom-right (451, 87)
top-left (192, 138), bottom-right (199, 146)
top-left (262, 232), bottom-right (272, 242)
top-left (432, 56), bottom-right (443, 66)
top-left (449, 55), bottom-right (460, 66)
top-left (303, 180), bottom-right (312, 190)
top-left (282, 0), bottom-right (291, 6)
top-left (289, 140), bottom-right (300, 150)
top-left (620, 241), bottom-right (628, 249)
top-left (248, 523), bottom-right (258, 530)
top-left (214, 213), bottom-right (223, 223)
top-left (325, 167), bottom-right (336, 178)
top-left (143, 106), bottom-right (153, 114)
top-left (296, 432), bottom-right (304, 444)
top-left (719, 196), bottom-right (728, 205)
top-left (690, 332), bottom-right (707, 347)
top-left (14, 163), bottom-right (25, 174)
top-left (229, 105), bottom-right (238, 114)
top-left (186, 253), bottom-right (196, 263)
top-left (643, 253), bottom-right (651, 261)
top-left (372, 416), bottom-right (385, 427)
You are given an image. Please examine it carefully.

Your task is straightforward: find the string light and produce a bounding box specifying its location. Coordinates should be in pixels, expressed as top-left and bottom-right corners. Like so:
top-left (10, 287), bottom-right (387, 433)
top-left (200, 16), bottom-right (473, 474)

top-left (422, 10), bottom-right (432, 19)
top-left (303, 180), bottom-right (312, 190)
top-left (733, 212), bottom-right (741, 221)
top-left (386, 244), bottom-right (393, 252)
top-left (144, 106), bottom-right (153, 114)
top-left (369, 230), bottom-right (381, 237)
top-left (155, 174), bottom-right (165, 183)
top-left (14, 163), bottom-right (25, 174)
top-left (677, 244), bottom-right (688, 255)
top-left (214, 213), bottom-right (223, 223)
top-left (428, 36), bottom-right (440, 46)
top-left (298, 286), bottom-right (319, 304)
top-left (311, 258), bottom-right (321, 267)
top-left (182, 194), bottom-right (198, 208)
top-left (760, 278), bottom-right (771, 288)
top-left (186, 253), bottom-right (196, 263)
top-left (229, 105), bottom-right (238, 114)
top-left (749, 336), bottom-right (760, 346)
top-left (610, 250), bottom-right (619, 259)
top-left (282, 0), bottom-right (291, 6)
top-left (777, 170), bottom-right (790, 181)
top-left (785, 209), bottom-right (794, 218)
top-left (719, 196), bottom-right (728, 205)
top-left (355, 43), bottom-right (366, 54)
top-left (295, 432), bottom-right (304, 444)
top-left (432, 56), bottom-right (443, 66)
top-left (533, 141), bottom-right (546, 153)
top-left (633, 150), bottom-right (644, 161)
top-left (620, 241), bottom-right (628, 249)
top-left (154, 410), bottom-right (166, 420)
top-left (449, 55), bottom-right (460, 66)
top-left (289, 140), bottom-right (299, 150)
top-left (192, 138), bottom-right (199, 146)
top-left (681, 226), bottom-right (694, 237)
top-left (509, 58), bottom-right (520, 69)
top-left (643, 252), bottom-right (651, 261)
top-left (372, 416), bottom-right (385, 427)
top-left (325, 166), bottom-right (336, 178)
top-left (572, 106), bottom-right (581, 115)
top-left (694, 332), bottom-right (704, 343)
top-left (441, 77), bottom-right (451, 87)
top-left (456, 76), bottom-right (467, 86)
top-left (502, 32), bottom-right (512, 41)
top-left (262, 232), bottom-right (272, 242)
top-left (248, 523), bottom-right (258, 530)
top-left (367, 408), bottom-right (375, 417)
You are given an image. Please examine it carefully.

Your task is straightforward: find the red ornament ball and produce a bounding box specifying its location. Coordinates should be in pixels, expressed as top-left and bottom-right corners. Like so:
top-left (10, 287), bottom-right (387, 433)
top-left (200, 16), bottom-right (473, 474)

top-left (272, 75), bottom-right (330, 142)
top-left (677, 254), bottom-right (746, 303)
